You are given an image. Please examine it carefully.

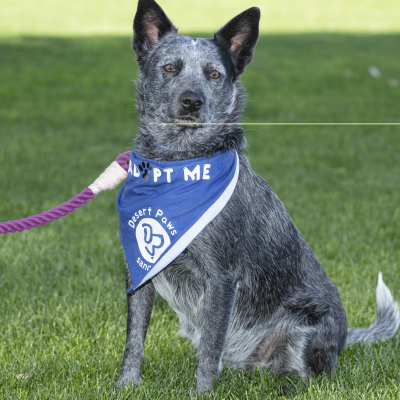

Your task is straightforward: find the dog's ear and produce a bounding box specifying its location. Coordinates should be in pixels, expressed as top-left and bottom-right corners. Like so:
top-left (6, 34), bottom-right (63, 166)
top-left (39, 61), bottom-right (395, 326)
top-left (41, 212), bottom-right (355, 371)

top-left (133, 0), bottom-right (177, 65)
top-left (214, 7), bottom-right (260, 78)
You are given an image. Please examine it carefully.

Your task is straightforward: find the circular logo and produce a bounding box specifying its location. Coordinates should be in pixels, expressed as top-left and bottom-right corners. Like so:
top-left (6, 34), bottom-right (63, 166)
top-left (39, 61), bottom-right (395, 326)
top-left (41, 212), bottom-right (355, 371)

top-left (136, 218), bottom-right (171, 263)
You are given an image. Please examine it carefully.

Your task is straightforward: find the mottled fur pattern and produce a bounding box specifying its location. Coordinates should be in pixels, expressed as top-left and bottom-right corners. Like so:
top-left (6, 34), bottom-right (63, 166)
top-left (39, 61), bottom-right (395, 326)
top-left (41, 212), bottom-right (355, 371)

top-left (116, 0), bottom-right (400, 394)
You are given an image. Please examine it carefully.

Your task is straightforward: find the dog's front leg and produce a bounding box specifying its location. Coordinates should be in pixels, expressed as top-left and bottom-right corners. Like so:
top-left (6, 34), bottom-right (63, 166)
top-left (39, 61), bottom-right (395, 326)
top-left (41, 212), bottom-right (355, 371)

top-left (196, 273), bottom-right (236, 394)
top-left (116, 263), bottom-right (155, 388)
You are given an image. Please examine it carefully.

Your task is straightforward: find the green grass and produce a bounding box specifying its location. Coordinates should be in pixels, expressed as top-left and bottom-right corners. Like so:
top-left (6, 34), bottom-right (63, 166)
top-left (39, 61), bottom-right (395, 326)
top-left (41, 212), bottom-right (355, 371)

top-left (1, 0), bottom-right (400, 36)
top-left (0, 33), bottom-right (400, 399)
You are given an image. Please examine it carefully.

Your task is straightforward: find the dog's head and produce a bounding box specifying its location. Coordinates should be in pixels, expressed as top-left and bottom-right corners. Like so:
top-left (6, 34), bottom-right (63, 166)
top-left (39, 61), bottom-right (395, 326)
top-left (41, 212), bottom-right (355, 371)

top-left (132, 0), bottom-right (260, 159)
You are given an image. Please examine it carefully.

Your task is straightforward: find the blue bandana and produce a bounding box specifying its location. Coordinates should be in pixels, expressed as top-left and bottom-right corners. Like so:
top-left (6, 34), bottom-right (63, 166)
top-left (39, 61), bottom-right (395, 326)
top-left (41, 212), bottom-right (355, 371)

top-left (116, 148), bottom-right (239, 293)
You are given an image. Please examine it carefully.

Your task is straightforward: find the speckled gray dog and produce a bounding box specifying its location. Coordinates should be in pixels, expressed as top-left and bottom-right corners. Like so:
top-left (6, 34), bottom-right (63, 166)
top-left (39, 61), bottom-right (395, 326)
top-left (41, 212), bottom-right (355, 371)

top-left (116, 0), bottom-right (400, 394)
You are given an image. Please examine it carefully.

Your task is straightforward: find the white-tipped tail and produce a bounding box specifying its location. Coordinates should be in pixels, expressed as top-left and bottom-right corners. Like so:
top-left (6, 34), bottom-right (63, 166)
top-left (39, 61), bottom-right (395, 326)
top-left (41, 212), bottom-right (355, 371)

top-left (346, 272), bottom-right (400, 345)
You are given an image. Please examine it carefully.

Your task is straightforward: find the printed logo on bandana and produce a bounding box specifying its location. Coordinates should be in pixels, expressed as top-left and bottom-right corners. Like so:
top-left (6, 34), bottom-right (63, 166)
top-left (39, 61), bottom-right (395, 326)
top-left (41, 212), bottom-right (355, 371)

top-left (138, 161), bottom-right (152, 181)
top-left (136, 218), bottom-right (171, 263)
top-left (129, 160), bottom-right (153, 181)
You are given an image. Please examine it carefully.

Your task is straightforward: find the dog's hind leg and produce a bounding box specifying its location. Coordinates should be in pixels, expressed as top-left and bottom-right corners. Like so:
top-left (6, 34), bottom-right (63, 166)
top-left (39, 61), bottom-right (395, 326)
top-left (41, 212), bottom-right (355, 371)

top-left (116, 262), bottom-right (155, 388)
top-left (304, 309), bottom-right (347, 376)
top-left (195, 272), bottom-right (237, 395)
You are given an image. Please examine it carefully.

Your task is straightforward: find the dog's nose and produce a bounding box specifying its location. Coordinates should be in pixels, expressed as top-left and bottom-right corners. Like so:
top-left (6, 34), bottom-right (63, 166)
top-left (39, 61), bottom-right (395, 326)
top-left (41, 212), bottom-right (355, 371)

top-left (180, 91), bottom-right (203, 112)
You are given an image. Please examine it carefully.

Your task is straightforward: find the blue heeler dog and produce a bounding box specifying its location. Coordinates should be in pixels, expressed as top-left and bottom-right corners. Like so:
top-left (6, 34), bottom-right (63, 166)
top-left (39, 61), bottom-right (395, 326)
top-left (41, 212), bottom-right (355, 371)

top-left (116, 0), bottom-right (400, 394)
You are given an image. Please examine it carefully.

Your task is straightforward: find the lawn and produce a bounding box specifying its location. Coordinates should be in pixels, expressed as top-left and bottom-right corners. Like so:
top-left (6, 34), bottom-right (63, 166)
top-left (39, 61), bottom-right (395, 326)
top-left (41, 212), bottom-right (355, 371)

top-left (1, 0), bottom-right (400, 35)
top-left (0, 2), bottom-right (400, 399)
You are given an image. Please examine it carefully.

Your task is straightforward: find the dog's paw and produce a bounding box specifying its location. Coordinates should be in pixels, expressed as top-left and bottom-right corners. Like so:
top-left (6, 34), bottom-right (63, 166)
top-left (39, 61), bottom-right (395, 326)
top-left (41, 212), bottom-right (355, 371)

top-left (195, 379), bottom-right (215, 398)
top-left (138, 161), bottom-right (152, 181)
top-left (115, 371), bottom-right (143, 388)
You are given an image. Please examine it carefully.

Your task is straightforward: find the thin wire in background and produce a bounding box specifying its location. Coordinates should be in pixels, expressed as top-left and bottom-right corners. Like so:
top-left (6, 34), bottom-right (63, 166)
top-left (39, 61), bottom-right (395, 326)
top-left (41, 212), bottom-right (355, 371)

top-left (122, 123), bottom-right (400, 126)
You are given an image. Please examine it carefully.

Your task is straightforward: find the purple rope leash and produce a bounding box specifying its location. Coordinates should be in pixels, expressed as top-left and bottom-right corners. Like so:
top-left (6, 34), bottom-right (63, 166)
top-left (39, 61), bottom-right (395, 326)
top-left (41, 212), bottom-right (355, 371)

top-left (0, 151), bottom-right (131, 235)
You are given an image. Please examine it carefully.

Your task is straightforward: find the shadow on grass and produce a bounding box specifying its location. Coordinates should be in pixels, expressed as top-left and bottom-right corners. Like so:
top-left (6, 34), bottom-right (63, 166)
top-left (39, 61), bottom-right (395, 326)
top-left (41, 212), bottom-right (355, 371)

top-left (1, 33), bottom-right (399, 134)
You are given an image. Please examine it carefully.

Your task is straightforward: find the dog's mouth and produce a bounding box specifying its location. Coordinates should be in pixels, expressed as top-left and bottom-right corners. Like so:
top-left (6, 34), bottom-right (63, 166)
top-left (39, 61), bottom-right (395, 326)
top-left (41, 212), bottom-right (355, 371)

top-left (173, 116), bottom-right (201, 128)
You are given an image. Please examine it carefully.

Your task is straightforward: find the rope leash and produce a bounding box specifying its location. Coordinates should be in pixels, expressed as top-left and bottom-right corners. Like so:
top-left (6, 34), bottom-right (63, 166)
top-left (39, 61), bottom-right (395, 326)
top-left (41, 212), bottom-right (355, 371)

top-left (0, 152), bottom-right (131, 235)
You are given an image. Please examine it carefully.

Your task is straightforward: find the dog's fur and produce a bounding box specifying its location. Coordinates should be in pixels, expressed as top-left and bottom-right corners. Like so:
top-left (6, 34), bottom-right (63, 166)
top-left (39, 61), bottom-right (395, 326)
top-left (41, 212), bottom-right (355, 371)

top-left (116, 0), bottom-right (400, 394)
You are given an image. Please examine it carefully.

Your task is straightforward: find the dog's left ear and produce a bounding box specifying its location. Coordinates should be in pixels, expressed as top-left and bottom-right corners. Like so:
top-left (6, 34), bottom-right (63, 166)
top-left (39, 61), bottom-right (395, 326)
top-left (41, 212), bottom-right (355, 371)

top-left (214, 7), bottom-right (260, 78)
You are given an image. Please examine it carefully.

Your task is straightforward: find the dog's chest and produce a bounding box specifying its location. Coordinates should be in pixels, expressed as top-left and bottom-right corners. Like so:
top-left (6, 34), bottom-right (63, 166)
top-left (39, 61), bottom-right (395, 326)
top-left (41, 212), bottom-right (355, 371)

top-left (152, 251), bottom-right (207, 328)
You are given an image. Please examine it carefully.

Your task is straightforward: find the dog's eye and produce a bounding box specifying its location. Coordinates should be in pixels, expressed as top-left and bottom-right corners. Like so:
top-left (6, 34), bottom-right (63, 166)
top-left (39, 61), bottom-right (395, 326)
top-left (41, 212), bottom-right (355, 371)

top-left (164, 64), bottom-right (176, 72)
top-left (210, 70), bottom-right (220, 79)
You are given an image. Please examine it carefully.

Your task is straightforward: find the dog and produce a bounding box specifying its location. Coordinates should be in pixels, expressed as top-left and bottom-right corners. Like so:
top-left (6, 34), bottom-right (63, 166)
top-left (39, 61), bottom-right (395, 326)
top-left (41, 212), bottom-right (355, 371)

top-left (115, 0), bottom-right (400, 394)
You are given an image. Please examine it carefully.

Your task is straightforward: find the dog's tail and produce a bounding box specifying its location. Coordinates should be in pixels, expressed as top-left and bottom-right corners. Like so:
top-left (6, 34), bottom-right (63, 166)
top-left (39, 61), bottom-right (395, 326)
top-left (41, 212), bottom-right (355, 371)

top-left (346, 272), bottom-right (400, 345)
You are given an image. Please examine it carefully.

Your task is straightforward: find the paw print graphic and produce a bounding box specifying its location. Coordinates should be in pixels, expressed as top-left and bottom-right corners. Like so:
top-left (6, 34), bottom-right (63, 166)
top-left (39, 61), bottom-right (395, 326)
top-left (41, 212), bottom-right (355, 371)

top-left (138, 161), bottom-right (152, 181)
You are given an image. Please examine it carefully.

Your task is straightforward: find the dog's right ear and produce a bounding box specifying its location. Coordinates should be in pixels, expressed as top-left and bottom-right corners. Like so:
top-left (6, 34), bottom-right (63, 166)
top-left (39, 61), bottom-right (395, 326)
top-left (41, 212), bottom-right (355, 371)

top-left (132, 0), bottom-right (177, 65)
